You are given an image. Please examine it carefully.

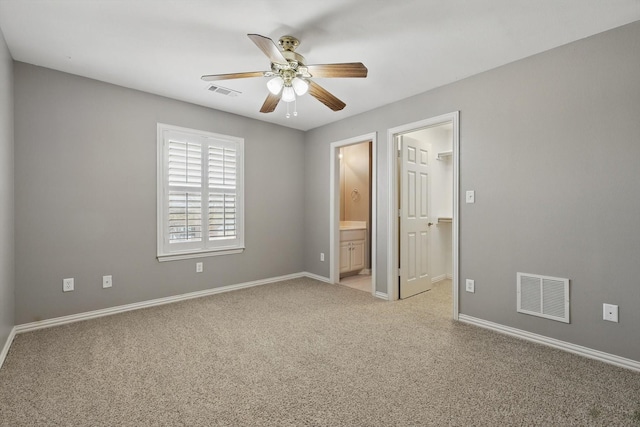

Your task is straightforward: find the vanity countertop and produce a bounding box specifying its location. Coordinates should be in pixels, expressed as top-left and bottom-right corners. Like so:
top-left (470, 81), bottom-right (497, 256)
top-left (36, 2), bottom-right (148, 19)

top-left (340, 221), bottom-right (367, 231)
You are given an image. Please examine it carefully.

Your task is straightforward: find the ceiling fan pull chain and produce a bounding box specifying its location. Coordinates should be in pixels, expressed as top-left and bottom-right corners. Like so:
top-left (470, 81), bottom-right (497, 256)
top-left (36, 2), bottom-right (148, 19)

top-left (294, 98), bottom-right (298, 117)
top-left (286, 102), bottom-right (291, 119)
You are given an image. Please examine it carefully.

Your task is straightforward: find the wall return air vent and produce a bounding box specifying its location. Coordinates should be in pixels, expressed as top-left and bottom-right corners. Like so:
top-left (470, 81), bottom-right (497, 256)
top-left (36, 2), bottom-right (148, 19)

top-left (517, 272), bottom-right (570, 323)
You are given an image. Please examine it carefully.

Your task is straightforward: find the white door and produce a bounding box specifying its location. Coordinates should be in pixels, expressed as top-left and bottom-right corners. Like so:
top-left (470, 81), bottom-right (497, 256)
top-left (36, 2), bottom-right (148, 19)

top-left (399, 135), bottom-right (431, 299)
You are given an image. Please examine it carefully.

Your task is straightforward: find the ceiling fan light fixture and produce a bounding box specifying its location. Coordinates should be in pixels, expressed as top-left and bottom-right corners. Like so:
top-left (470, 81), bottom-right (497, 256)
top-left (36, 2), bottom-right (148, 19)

top-left (267, 76), bottom-right (284, 94)
top-left (292, 77), bottom-right (309, 96)
top-left (282, 86), bottom-right (296, 103)
top-left (203, 34), bottom-right (367, 116)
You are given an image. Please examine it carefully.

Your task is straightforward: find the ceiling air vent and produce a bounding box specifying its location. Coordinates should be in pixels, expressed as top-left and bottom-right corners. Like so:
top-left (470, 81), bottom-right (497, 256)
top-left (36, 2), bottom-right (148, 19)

top-left (207, 85), bottom-right (240, 97)
top-left (517, 272), bottom-right (569, 323)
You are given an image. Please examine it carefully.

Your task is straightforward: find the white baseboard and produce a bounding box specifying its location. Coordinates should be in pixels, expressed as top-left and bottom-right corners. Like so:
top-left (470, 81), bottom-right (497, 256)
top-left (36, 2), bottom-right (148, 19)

top-left (375, 291), bottom-right (389, 300)
top-left (431, 274), bottom-right (453, 283)
top-left (431, 274), bottom-right (446, 283)
top-left (0, 327), bottom-right (16, 371)
top-left (6, 271), bottom-right (369, 365)
top-left (302, 272), bottom-right (332, 283)
top-left (15, 272), bottom-right (316, 334)
top-left (458, 314), bottom-right (640, 372)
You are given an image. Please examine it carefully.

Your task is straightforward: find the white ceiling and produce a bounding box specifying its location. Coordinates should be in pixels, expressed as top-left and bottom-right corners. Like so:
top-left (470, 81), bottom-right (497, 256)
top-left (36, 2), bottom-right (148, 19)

top-left (1, 1), bottom-right (639, 131)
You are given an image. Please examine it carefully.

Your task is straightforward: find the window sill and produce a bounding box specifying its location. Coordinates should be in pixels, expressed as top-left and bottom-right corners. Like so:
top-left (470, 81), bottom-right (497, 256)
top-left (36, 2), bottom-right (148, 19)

top-left (157, 248), bottom-right (244, 262)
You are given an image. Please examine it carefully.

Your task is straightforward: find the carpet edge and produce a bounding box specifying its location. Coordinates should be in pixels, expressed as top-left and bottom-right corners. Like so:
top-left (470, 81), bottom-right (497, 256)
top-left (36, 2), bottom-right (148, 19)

top-left (458, 314), bottom-right (640, 372)
top-left (14, 272), bottom-right (329, 335)
top-left (0, 326), bottom-right (16, 371)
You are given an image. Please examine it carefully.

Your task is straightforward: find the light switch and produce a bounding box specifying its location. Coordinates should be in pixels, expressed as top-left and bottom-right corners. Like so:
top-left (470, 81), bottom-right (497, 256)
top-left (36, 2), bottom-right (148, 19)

top-left (466, 190), bottom-right (475, 204)
top-left (465, 279), bottom-right (475, 293)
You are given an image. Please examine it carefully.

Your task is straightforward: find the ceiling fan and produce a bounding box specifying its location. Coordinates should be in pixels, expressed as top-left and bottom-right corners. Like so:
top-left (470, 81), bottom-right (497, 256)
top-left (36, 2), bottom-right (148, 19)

top-left (201, 34), bottom-right (368, 116)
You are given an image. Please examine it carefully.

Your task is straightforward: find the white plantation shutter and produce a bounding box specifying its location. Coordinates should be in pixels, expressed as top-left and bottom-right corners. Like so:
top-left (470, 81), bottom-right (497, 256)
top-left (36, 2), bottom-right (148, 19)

top-left (167, 141), bottom-right (203, 244)
top-left (208, 145), bottom-right (238, 240)
top-left (208, 146), bottom-right (236, 189)
top-left (168, 191), bottom-right (202, 243)
top-left (168, 141), bottom-right (201, 187)
top-left (157, 124), bottom-right (244, 260)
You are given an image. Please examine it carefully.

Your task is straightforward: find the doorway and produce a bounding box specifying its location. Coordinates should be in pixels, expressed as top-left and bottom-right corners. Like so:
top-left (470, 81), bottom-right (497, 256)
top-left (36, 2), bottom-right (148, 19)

top-left (338, 141), bottom-right (372, 292)
top-left (330, 133), bottom-right (377, 296)
top-left (387, 113), bottom-right (459, 318)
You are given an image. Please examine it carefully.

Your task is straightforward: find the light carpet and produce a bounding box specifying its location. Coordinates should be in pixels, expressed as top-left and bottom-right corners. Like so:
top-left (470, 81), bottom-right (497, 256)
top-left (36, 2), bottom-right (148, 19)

top-left (1, 277), bottom-right (639, 426)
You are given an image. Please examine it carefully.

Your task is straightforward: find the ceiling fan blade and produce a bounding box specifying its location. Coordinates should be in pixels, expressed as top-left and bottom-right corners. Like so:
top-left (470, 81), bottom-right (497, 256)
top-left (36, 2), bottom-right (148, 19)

top-left (306, 63), bottom-right (368, 78)
top-left (308, 80), bottom-right (346, 111)
top-left (201, 71), bottom-right (266, 82)
top-left (248, 34), bottom-right (288, 65)
top-left (260, 92), bottom-right (282, 113)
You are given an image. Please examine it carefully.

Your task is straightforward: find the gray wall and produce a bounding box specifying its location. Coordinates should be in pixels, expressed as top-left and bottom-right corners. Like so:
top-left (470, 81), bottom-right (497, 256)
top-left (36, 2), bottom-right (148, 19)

top-left (9, 21), bottom-right (640, 362)
top-left (14, 63), bottom-right (305, 324)
top-left (0, 29), bottom-right (14, 346)
top-left (304, 21), bottom-right (640, 361)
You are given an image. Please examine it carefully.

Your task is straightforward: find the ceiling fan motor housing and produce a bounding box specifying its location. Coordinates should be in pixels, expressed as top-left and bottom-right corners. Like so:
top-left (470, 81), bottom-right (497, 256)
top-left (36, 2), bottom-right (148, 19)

top-left (278, 35), bottom-right (300, 52)
top-left (271, 49), bottom-right (310, 80)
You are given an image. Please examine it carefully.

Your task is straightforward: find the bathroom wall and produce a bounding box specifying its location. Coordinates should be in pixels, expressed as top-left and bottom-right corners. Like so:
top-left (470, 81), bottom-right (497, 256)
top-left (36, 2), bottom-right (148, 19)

top-left (341, 142), bottom-right (370, 224)
top-left (340, 141), bottom-right (371, 268)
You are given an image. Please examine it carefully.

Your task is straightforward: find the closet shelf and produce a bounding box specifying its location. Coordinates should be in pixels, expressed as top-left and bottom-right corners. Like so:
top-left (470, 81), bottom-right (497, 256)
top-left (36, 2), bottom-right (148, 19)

top-left (436, 150), bottom-right (453, 160)
top-left (437, 217), bottom-right (452, 223)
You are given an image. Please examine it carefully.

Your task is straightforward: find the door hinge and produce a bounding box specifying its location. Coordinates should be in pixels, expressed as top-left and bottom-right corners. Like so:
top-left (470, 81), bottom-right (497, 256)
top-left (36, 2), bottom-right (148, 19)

top-left (398, 268), bottom-right (401, 276)
top-left (398, 208), bottom-right (401, 217)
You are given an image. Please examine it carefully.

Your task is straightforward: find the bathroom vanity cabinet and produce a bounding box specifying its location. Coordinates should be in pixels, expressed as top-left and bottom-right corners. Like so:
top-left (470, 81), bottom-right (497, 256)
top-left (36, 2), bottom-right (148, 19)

top-left (339, 228), bottom-right (365, 274)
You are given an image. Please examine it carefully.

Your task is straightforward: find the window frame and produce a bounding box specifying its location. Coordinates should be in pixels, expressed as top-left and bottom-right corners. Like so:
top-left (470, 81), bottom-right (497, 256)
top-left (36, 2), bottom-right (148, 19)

top-left (157, 123), bottom-right (244, 262)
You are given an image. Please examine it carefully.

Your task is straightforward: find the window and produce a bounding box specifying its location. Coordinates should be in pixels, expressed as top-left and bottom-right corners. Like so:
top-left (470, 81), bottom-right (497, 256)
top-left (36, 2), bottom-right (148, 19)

top-left (157, 123), bottom-right (244, 261)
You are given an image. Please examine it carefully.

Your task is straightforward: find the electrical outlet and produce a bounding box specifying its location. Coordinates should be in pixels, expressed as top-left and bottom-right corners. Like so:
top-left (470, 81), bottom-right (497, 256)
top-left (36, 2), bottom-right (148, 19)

top-left (102, 275), bottom-right (112, 288)
top-left (196, 262), bottom-right (203, 273)
top-left (603, 303), bottom-right (619, 322)
top-left (466, 190), bottom-right (475, 204)
top-left (63, 278), bottom-right (74, 292)
top-left (465, 279), bottom-right (475, 293)
top-left (320, 253), bottom-right (325, 262)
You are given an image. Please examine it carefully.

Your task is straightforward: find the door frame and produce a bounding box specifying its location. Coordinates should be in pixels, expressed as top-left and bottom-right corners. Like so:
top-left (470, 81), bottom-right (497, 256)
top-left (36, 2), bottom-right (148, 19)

top-left (329, 132), bottom-right (377, 296)
top-left (387, 112), bottom-right (460, 318)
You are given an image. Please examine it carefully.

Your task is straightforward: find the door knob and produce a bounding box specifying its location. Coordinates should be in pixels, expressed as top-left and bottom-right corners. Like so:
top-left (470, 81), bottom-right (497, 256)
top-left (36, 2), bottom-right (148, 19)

top-left (427, 222), bottom-right (434, 227)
